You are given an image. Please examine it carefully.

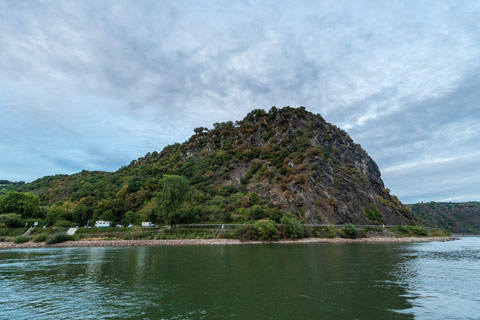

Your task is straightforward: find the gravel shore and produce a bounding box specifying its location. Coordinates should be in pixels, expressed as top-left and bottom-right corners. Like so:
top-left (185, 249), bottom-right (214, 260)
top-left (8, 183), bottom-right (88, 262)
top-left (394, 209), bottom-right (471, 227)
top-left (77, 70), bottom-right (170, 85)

top-left (0, 236), bottom-right (456, 249)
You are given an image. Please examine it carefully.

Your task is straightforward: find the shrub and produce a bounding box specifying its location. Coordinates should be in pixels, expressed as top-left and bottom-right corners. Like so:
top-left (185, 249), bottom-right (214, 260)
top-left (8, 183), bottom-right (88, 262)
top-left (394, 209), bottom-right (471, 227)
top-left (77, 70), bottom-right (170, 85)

top-left (313, 226), bottom-right (337, 238)
top-left (267, 209), bottom-right (283, 223)
top-left (303, 226), bottom-right (314, 237)
top-left (280, 214), bottom-right (304, 239)
top-left (295, 175), bottom-right (306, 185)
top-left (13, 235), bottom-right (30, 244)
top-left (234, 225), bottom-right (259, 241)
top-left (254, 219), bottom-right (280, 241)
top-left (339, 224), bottom-right (359, 239)
top-left (250, 205), bottom-right (264, 220)
top-left (428, 229), bottom-right (450, 237)
top-left (33, 233), bottom-right (48, 243)
top-left (391, 225), bottom-right (410, 236)
top-left (46, 233), bottom-right (72, 244)
top-left (363, 204), bottom-right (382, 224)
top-left (391, 225), bottom-right (429, 237)
top-left (410, 226), bottom-right (428, 236)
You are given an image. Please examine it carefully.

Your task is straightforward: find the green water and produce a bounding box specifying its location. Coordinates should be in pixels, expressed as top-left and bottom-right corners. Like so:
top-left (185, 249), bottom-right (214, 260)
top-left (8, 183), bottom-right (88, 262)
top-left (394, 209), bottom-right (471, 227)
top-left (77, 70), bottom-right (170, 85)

top-left (1, 237), bottom-right (479, 319)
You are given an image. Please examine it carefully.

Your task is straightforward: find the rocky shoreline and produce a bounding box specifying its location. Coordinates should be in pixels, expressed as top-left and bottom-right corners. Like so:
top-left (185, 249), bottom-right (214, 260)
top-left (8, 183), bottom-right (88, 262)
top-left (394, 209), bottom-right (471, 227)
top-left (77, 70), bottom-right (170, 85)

top-left (0, 236), bottom-right (456, 249)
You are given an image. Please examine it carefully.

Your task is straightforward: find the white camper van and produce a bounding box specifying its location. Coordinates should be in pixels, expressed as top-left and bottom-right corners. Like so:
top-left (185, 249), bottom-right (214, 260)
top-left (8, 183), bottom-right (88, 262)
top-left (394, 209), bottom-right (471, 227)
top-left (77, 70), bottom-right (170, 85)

top-left (95, 221), bottom-right (112, 228)
top-left (141, 222), bottom-right (156, 227)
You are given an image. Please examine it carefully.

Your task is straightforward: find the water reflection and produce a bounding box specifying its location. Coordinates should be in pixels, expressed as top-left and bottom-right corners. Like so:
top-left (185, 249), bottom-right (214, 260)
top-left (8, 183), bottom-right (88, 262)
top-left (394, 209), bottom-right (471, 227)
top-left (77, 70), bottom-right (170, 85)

top-left (0, 242), bottom-right (450, 319)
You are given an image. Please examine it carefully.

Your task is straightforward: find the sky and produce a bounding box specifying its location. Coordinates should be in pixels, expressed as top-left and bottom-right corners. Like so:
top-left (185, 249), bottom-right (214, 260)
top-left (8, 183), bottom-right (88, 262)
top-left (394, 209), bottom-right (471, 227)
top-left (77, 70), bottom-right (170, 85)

top-left (1, 0), bottom-right (479, 203)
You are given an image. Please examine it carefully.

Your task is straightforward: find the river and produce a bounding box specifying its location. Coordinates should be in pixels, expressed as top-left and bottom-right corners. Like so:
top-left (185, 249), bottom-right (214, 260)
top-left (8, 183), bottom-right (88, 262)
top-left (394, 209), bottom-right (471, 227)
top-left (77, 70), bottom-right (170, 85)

top-left (0, 237), bottom-right (479, 319)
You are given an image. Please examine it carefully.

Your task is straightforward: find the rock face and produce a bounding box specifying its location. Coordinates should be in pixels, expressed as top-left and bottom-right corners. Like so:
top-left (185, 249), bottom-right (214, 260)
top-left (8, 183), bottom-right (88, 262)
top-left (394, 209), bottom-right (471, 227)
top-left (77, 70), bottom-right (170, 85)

top-left (150, 107), bottom-right (414, 225)
top-left (20, 106), bottom-right (415, 225)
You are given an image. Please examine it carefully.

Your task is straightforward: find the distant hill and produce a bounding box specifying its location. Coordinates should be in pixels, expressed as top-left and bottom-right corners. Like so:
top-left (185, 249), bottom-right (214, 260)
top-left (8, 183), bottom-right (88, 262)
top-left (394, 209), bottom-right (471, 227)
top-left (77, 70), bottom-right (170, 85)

top-left (410, 202), bottom-right (480, 234)
top-left (7, 107), bottom-right (414, 226)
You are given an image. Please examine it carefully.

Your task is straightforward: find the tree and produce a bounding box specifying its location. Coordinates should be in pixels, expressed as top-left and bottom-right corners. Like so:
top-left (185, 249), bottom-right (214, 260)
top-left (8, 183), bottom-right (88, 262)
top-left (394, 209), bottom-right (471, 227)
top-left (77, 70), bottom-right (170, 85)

top-left (72, 197), bottom-right (95, 225)
top-left (157, 175), bottom-right (190, 228)
top-left (280, 214), bottom-right (305, 239)
top-left (46, 206), bottom-right (72, 226)
top-left (123, 210), bottom-right (137, 225)
top-left (0, 191), bottom-right (41, 217)
top-left (254, 219), bottom-right (280, 241)
top-left (94, 198), bottom-right (122, 223)
top-left (100, 210), bottom-right (115, 222)
top-left (250, 205), bottom-right (264, 220)
top-left (194, 127), bottom-right (208, 134)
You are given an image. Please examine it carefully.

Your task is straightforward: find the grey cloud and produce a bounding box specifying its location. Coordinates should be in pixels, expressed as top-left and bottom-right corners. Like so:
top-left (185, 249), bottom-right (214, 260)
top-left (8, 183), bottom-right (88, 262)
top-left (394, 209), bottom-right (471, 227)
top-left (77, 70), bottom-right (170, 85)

top-left (0, 0), bottom-right (480, 203)
top-left (347, 66), bottom-right (480, 202)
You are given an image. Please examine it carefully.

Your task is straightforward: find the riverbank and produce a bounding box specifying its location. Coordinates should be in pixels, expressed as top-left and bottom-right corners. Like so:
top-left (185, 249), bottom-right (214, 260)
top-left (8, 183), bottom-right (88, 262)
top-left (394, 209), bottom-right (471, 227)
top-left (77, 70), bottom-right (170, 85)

top-left (0, 236), bottom-right (456, 249)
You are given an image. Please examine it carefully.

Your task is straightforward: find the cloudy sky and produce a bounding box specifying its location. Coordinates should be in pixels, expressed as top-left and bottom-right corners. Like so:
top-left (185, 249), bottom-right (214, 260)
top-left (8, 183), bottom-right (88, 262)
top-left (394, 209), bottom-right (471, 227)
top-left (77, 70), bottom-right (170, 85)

top-left (1, 0), bottom-right (479, 203)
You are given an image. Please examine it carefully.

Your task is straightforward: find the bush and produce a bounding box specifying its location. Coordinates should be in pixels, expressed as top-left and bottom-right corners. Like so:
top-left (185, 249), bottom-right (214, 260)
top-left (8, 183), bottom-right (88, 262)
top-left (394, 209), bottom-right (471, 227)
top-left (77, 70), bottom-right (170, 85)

top-left (250, 205), bottom-right (264, 220)
top-left (410, 226), bottom-right (429, 236)
top-left (313, 226), bottom-right (337, 238)
top-left (428, 229), bottom-right (450, 237)
top-left (234, 225), bottom-right (259, 241)
top-left (33, 233), bottom-right (48, 242)
top-left (13, 235), bottom-right (29, 244)
top-left (391, 225), bottom-right (429, 237)
top-left (280, 214), bottom-right (304, 239)
top-left (267, 209), bottom-right (283, 223)
top-left (254, 219), bottom-right (280, 241)
top-left (303, 225), bottom-right (314, 237)
top-left (339, 224), bottom-right (359, 239)
top-left (46, 233), bottom-right (72, 244)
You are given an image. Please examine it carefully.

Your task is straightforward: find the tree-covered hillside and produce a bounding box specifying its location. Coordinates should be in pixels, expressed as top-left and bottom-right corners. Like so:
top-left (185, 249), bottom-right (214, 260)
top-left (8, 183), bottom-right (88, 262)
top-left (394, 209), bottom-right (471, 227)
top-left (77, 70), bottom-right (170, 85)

top-left (410, 202), bottom-right (480, 234)
top-left (1, 107), bottom-right (415, 227)
top-left (0, 180), bottom-right (26, 195)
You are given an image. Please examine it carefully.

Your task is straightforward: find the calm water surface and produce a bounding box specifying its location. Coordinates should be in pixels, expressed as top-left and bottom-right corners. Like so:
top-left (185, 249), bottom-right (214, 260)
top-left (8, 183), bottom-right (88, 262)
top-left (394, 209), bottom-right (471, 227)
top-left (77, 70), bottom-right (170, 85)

top-left (0, 237), bottom-right (479, 320)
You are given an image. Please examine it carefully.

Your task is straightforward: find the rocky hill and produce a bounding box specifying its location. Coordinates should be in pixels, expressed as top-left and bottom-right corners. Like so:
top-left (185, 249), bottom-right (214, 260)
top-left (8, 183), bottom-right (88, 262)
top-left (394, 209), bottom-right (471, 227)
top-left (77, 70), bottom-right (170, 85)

top-left (13, 107), bottom-right (415, 226)
top-left (410, 202), bottom-right (480, 234)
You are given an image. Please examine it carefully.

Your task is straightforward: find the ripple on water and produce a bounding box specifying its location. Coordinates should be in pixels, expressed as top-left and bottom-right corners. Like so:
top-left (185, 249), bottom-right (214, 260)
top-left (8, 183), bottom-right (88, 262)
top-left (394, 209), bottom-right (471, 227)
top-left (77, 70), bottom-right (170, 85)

top-left (395, 237), bottom-right (480, 320)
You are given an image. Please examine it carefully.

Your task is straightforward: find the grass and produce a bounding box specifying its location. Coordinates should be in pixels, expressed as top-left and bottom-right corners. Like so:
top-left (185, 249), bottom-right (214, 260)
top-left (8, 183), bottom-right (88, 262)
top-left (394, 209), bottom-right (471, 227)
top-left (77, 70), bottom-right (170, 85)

top-left (75, 228), bottom-right (220, 241)
top-left (75, 227), bottom-right (134, 234)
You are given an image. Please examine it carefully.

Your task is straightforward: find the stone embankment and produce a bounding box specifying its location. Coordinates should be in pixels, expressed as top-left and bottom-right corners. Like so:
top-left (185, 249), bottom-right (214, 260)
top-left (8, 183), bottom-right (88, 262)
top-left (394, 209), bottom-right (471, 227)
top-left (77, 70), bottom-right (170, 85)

top-left (0, 237), bottom-right (456, 249)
